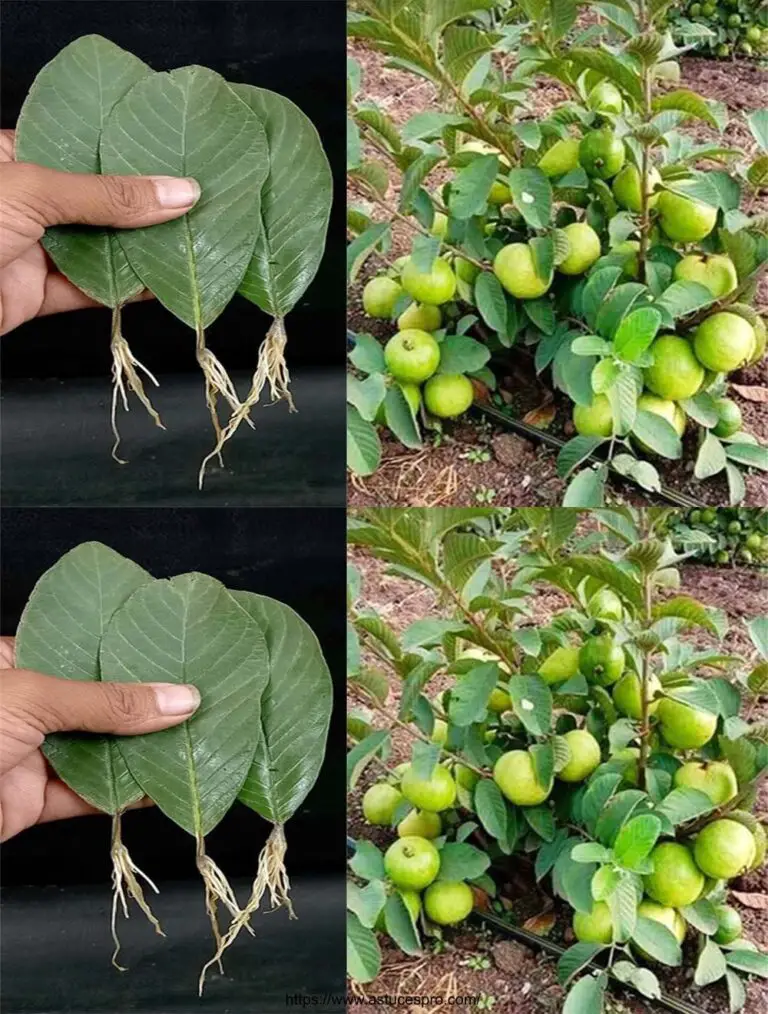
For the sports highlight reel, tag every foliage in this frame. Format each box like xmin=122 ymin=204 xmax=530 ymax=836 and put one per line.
xmin=346 ymin=507 xmax=768 ymax=1011
xmin=667 ymin=507 xmax=768 ymax=566
xmin=346 ymin=0 xmax=768 ymax=504
xmin=668 ymin=0 xmax=768 ymax=61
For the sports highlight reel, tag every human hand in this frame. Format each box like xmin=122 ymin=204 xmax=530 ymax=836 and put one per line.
xmin=0 ymin=129 xmax=200 ymax=335
xmin=0 ymin=636 xmax=200 ymax=841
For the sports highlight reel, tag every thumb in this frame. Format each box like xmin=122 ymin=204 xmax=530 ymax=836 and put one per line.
xmin=4 ymin=669 xmax=201 ymax=739
xmin=8 ymin=162 xmax=200 ymax=230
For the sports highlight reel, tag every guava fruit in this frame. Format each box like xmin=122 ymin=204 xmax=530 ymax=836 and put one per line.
xmin=612 ymin=671 xmax=663 ymax=719
xmin=455 ymin=257 xmax=480 ymax=284
xmin=747 ymin=25 xmax=762 ymax=44
xmin=488 ymin=179 xmax=512 ymax=205
xmin=644 ymin=335 xmax=705 ymax=401
xmin=557 ymin=728 xmax=602 ymax=782
xmin=558 ymin=222 xmax=602 ymax=275
xmin=587 ymin=81 xmax=623 ymax=114
xmin=673 ymin=253 xmax=738 ymax=299
xmin=656 ymin=187 xmax=718 ymax=243
xmin=398 ymin=809 xmax=442 ymax=840
xmin=573 ymin=901 xmax=614 ymax=943
xmin=401 ymin=257 xmax=457 ymax=306
xmin=673 ymin=760 xmax=739 ymax=806
xmin=579 ymin=129 xmax=626 ymax=180
xmin=612 ymin=164 xmax=662 ymax=212
xmin=614 ymin=747 xmax=640 ymax=786
xmin=494 ymin=243 xmax=552 ymax=299
xmin=363 ymin=276 xmax=403 ymax=318
xmin=423 ymin=373 xmax=474 ymax=419
xmin=363 ymin=782 xmax=404 ymax=825
xmin=614 ymin=239 xmax=640 ymax=278
xmin=487 ymin=685 xmax=512 ymax=713
xmin=401 ymin=764 xmax=457 ymax=812
xmin=712 ymin=397 xmax=743 ymax=438
xmin=430 ymin=212 xmax=448 ymax=239
xmin=430 ymin=718 xmax=448 ymax=745
xmin=538 ymin=137 xmax=581 ymax=178
xmin=579 ymin=634 xmax=625 ymax=686
xmin=460 ymin=137 xmax=510 ymax=168
xmin=538 ymin=645 xmax=581 ymax=685
xmin=657 ymin=690 xmax=718 ymax=749
xmin=573 ymin=394 xmax=614 ymax=437
xmin=749 ymin=821 xmax=767 ymax=871
xmin=637 ymin=900 xmax=687 ymax=944
xmin=455 ymin=764 xmax=480 ymax=791
xmin=384 ymin=836 xmax=441 ymax=891
xmin=637 ymin=391 xmax=687 ymax=436
xmin=713 ymin=904 xmax=742 ymax=945
xmin=693 ymin=313 xmax=756 ymax=373
xmin=384 ymin=329 xmax=441 ymax=384
xmin=747 ymin=316 xmax=766 ymax=364
xmin=644 ymin=842 xmax=705 ymax=908
xmin=397 ymin=302 xmax=442 ymax=332
xmin=460 ymin=645 xmax=511 ymax=676
xmin=694 ymin=819 xmax=756 ymax=879
xmin=588 ymin=587 xmax=623 ymax=621
xmin=493 ymin=750 xmax=552 ymax=806
xmin=424 ymin=880 xmax=474 ymax=925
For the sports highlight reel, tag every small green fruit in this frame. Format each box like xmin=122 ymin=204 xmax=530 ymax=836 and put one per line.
xmin=558 ymin=222 xmax=602 ymax=275
xmin=401 ymin=764 xmax=457 ymax=812
xmin=673 ymin=253 xmax=738 ymax=299
xmin=694 ymin=313 xmax=756 ymax=373
xmin=430 ymin=212 xmax=448 ymax=239
xmin=579 ymin=129 xmax=626 ymax=180
xmin=644 ymin=842 xmax=705 ymax=908
xmin=635 ymin=393 xmax=686 ymax=451
xmin=674 ymin=761 xmax=738 ymax=806
xmin=538 ymin=645 xmax=581 ymax=685
xmin=637 ymin=900 xmax=687 ymax=945
xmin=423 ymin=374 xmax=474 ymax=419
xmin=363 ymin=783 xmax=404 ymax=825
xmin=573 ymin=901 xmax=614 ymax=943
xmin=612 ymin=164 xmax=662 ymax=212
xmin=455 ymin=257 xmax=480 ymax=284
xmin=657 ymin=187 xmax=718 ymax=243
xmin=538 ymin=137 xmax=581 ymax=178
xmin=712 ymin=397 xmax=742 ymax=438
xmin=644 ymin=336 xmax=705 ymax=401
xmin=494 ymin=750 xmax=552 ymax=806
xmin=493 ymin=243 xmax=552 ymax=299
xmin=713 ymin=904 xmax=742 ymax=945
xmin=694 ymin=820 xmax=756 ymax=879
xmin=397 ymin=302 xmax=442 ymax=332
xmin=587 ymin=588 xmax=623 ymax=621
xmin=573 ymin=394 xmax=614 ymax=437
xmin=587 ymin=81 xmax=623 ymax=114
xmin=363 ymin=276 xmax=403 ymax=318
xmin=613 ymin=671 xmax=663 ymax=719
xmin=557 ymin=729 xmax=602 ymax=782
xmin=384 ymin=836 xmax=440 ymax=891
xmin=384 ymin=329 xmax=440 ymax=384
xmin=579 ymin=634 xmax=625 ymax=686
xmin=401 ymin=257 xmax=457 ymax=306
xmin=424 ymin=880 xmax=474 ymax=925
xmin=398 ymin=809 xmax=442 ymax=839
xmin=657 ymin=690 xmax=718 ymax=749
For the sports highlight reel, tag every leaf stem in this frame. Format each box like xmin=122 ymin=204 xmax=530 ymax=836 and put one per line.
xmin=637 ymin=572 xmax=654 ymax=792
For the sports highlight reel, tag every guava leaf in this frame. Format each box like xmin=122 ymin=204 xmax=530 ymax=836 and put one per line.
xmin=101 ymin=573 xmax=269 ymax=836
xmin=15 ymin=542 xmax=152 ymax=814
xmin=232 ymin=84 xmax=332 ymax=319
xmin=100 ymin=66 xmax=269 ymax=329
xmin=15 ymin=35 xmax=150 ymax=307
xmin=232 ymin=591 xmax=332 ymax=825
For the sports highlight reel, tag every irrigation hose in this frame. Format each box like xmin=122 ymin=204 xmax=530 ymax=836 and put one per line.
xmin=474 ymin=402 xmax=707 ymax=510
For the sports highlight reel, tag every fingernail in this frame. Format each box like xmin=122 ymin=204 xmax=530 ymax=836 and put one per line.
xmin=150 ymin=176 xmax=201 ymax=209
xmin=150 ymin=683 xmax=201 ymax=716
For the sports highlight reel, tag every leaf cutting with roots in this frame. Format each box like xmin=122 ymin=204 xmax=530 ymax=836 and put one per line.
xmin=110 ymin=813 xmax=164 ymax=970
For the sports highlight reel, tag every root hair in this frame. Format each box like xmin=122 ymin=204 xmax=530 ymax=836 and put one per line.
xmin=195 ymin=326 xmax=252 ymax=487
xmin=196 ymin=839 xmax=252 ymax=996
xmin=109 ymin=813 xmax=164 ymax=971
xmin=110 ymin=306 xmax=164 ymax=464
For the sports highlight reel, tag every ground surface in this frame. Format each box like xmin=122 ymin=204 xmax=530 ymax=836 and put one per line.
xmin=347 ymin=41 xmax=768 ymax=507
xmin=347 ymin=532 xmax=768 ymax=1014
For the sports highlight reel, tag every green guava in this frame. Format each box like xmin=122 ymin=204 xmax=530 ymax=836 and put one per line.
xmin=694 ymin=819 xmax=756 ymax=879
xmin=657 ymin=690 xmax=718 ymax=749
xmin=673 ymin=253 xmax=738 ymax=299
xmin=384 ymin=836 xmax=441 ymax=891
xmin=455 ymin=257 xmax=481 ymax=284
xmin=398 ymin=809 xmax=442 ymax=840
xmin=455 ymin=764 xmax=480 ymax=791
xmin=587 ymin=587 xmax=624 ymax=621
xmin=460 ymin=138 xmax=510 ymax=168
xmin=401 ymin=257 xmax=457 ymax=306
xmin=423 ymin=880 xmax=474 ymax=925
xmin=423 ymin=373 xmax=474 ymax=419
xmin=673 ymin=760 xmax=738 ymax=806
xmin=460 ymin=645 xmax=511 ymax=676
xmin=579 ymin=129 xmax=626 ymax=179
xmin=430 ymin=212 xmax=448 ymax=239
xmin=656 ymin=187 xmax=718 ymax=243
xmin=493 ymin=750 xmax=552 ymax=806
xmin=711 ymin=396 xmax=743 ymax=439
xmin=538 ymin=137 xmax=581 ymax=178
xmin=573 ymin=901 xmax=614 ymax=943
xmin=558 ymin=222 xmax=602 ymax=275
xmin=573 ymin=394 xmax=614 ymax=438
xmin=614 ymin=747 xmax=640 ymax=786
xmin=538 ymin=645 xmax=581 ymax=685
xmin=614 ymin=239 xmax=640 ymax=278
xmin=644 ymin=842 xmax=705 ymax=908
xmin=579 ymin=634 xmax=625 ymax=686
xmin=488 ymin=179 xmax=511 ymax=205
xmin=430 ymin=718 xmax=448 ymax=745
xmin=587 ymin=80 xmax=624 ymax=113
xmin=384 ymin=329 xmax=441 ymax=384
xmin=612 ymin=671 xmax=663 ymax=719
xmin=401 ymin=764 xmax=457 ymax=812
xmin=557 ymin=728 xmax=602 ymax=782
xmin=693 ymin=313 xmax=756 ymax=373
xmin=612 ymin=164 xmax=662 ymax=212
xmin=634 ymin=900 xmax=686 ymax=958
xmin=363 ymin=276 xmax=403 ymax=318
xmin=397 ymin=302 xmax=442 ymax=332
xmin=493 ymin=243 xmax=552 ymax=299
xmin=363 ymin=782 xmax=404 ymax=825
xmin=713 ymin=903 xmax=742 ymax=945
xmin=644 ymin=336 xmax=705 ymax=401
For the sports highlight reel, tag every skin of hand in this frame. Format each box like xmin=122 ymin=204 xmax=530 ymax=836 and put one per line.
xmin=0 ymin=636 xmax=200 ymax=842
xmin=0 ymin=129 xmax=200 ymax=335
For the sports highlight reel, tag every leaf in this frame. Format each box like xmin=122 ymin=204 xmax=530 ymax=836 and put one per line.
xmin=614 ymin=307 xmax=661 ymax=363
xmin=232 ymin=592 xmax=331 ymax=825
xmin=347 ymin=912 xmax=382 ymax=983
xmin=348 ymin=223 xmax=391 ymax=283
xmin=557 ymin=436 xmax=605 ymax=478
xmin=348 ymin=374 xmax=386 ymax=422
xmin=506 ymin=168 xmax=553 ymax=230
xmin=399 ymin=148 xmax=444 ymax=213
xmin=349 ymin=839 xmax=386 ymax=882
xmin=443 ymin=25 xmax=497 ymax=85
xmin=449 ymin=663 xmax=500 ymax=726
xmin=725 ymin=950 xmax=768 ymax=978
xmin=695 ymin=432 xmax=727 ymax=480
xmin=567 ymin=48 xmax=643 ymax=104
xmin=563 ymin=466 xmax=607 ymax=507
xmin=725 ymin=443 xmax=768 ymax=472
xmin=449 ymin=154 xmax=499 ymax=218
xmin=747 ymin=109 xmax=768 ymax=153
xmin=748 ymin=617 xmax=768 ymax=660
xmin=384 ymin=385 xmax=422 ymax=449
xmin=475 ymin=272 xmax=508 ymax=334
xmin=232 ymin=85 xmax=332 ymax=322
xmin=15 ymin=35 xmax=150 ymax=306
xmin=654 ymin=786 xmax=714 ymax=826
xmin=347 ymin=405 xmax=382 ymax=477
xmin=101 ymin=573 xmax=270 ymax=836
xmin=563 ymin=971 xmax=608 ymax=1014
xmin=384 ymin=892 xmax=421 ymax=955
xmin=506 ymin=675 xmax=553 ymax=736
xmin=437 ymin=842 xmax=490 ymax=881
xmin=696 ymin=939 xmax=728 ymax=986
xmin=101 ymin=66 xmax=270 ymax=329
xmin=631 ymin=410 xmax=682 ymax=460
xmin=652 ymin=90 xmax=720 ymax=129
xmin=613 ymin=815 xmax=661 ymax=870
xmin=631 ymin=917 xmax=682 ymax=966
xmin=582 ymin=268 xmax=623 ymax=329
xmin=726 ymin=970 xmax=747 ymax=1014
xmin=654 ymin=280 xmax=714 ymax=321
xmin=652 ymin=596 xmax=718 ymax=633
xmin=558 ymin=555 xmax=643 ymax=609
xmin=347 ymin=879 xmax=387 ymax=929
xmin=474 ymin=779 xmax=508 ymax=841
xmin=557 ymin=942 xmax=605 ymax=986
xmin=15 ymin=543 xmax=151 ymax=813
xmin=437 ymin=335 xmax=491 ymax=374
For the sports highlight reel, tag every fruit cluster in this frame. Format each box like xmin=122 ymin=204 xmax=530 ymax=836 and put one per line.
xmin=674 ymin=507 xmax=768 ymax=565
xmin=672 ymin=0 xmax=768 ymax=59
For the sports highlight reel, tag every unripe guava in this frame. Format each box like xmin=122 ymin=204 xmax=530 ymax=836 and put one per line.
xmin=423 ymin=373 xmax=474 ymax=419
xmin=384 ymin=329 xmax=441 ymax=384
xmin=693 ymin=313 xmax=756 ymax=373
xmin=579 ymin=634 xmax=625 ymax=686
xmin=644 ymin=842 xmax=705 ymax=907
xmin=713 ymin=904 xmax=742 ymax=945
xmin=424 ymin=880 xmax=474 ymax=925
xmin=612 ymin=164 xmax=662 ymax=212
xmin=493 ymin=243 xmax=552 ymax=299
xmin=573 ymin=394 xmax=614 ymax=437
xmin=558 ymin=222 xmax=602 ymax=275
xmin=587 ymin=587 xmax=624 ymax=621
xmin=430 ymin=212 xmax=448 ymax=239
xmin=384 ymin=836 xmax=440 ymax=890
xmin=494 ymin=750 xmax=552 ymax=806
xmin=397 ymin=302 xmax=442 ymax=332
xmin=363 ymin=276 xmax=403 ymax=318
xmin=363 ymin=782 xmax=404 ymax=825
xmin=401 ymin=257 xmax=457 ymax=305
xmin=694 ymin=819 xmax=756 ymax=879
xmin=634 ymin=393 xmax=686 ymax=453
xmin=656 ymin=188 xmax=718 ymax=243
xmin=430 ymin=718 xmax=448 ymax=745
xmin=557 ymin=728 xmax=602 ymax=782
xmin=674 ymin=760 xmax=738 ymax=806
xmin=538 ymin=138 xmax=581 ymax=178
xmin=674 ymin=253 xmax=738 ymax=299
xmin=455 ymin=257 xmax=480 ymax=284
xmin=573 ymin=901 xmax=614 ymax=943
xmin=398 ymin=809 xmax=442 ymax=839
xmin=711 ymin=397 xmax=742 ymax=438
xmin=612 ymin=671 xmax=663 ymax=719
xmin=644 ymin=336 xmax=705 ymax=401
xmin=633 ymin=900 xmax=686 ymax=959
xmin=579 ymin=129 xmax=626 ymax=180
xmin=401 ymin=764 xmax=457 ymax=812
xmin=587 ymin=81 xmax=623 ymax=114
xmin=538 ymin=645 xmax=581 ymax=685
xmin=657 ymin=690 xmax=718 ymax=749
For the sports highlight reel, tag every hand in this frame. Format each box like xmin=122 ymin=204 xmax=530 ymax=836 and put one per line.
xmin=0 ymin=637 xmax=200 ymax=841
xmin=0 ymin=129 xmax=200 ymax=335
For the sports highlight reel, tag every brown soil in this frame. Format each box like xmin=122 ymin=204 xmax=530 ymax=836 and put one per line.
xmin=347 ymin=42 xmax=768 ymax=508
xmin=348 ymin=537 xmax=768 ymax=1014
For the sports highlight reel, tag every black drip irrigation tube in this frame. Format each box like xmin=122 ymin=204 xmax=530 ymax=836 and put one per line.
xmin=347 ymin=837 xmax=703 ymax=1014
xmin=474 ymin=402 xmax=708 ymax=511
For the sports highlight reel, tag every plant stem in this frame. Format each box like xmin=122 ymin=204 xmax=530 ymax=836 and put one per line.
xmin=637 ymin=572 xmax=654 ymax=792
xmin=636 ymin=0 xmax=654 ymax=286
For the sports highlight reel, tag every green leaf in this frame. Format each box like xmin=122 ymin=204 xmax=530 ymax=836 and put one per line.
xmin=347 ymin=731 xmax=391 ymax=791
xmin=401 ymin=111 xmax=465 ymax=143
xmin=102 ymin=574 xmax=270 ymax=836
xmin=449 ymin=154 xmax=499 ymax=218
xmin=449 ymin=662 xmax=500 ymax=725
xmin=506 ymin=675 xmax=553 ymax=736
xmin=747 ymin=617 xmax=768 ymax=660
xmin=631 ymin=410 xmax=682 ymax=460
xmin=443 ymin=532 xmax=496 ymax=592
xmin=15 ymin=35 xmax=150 ymax=306
xmin=557 ymin=942 xmax=605 ymax=987
xmin=726 ymin=970 xmax=747 ymax=1013
xmin=348 ymin=223 xmax=391 ymax=283
xmin=350 ymin=333 xmax=387 ymax=375
xmin=347 ymin=911 xmax=382 ymax=983
xmin=524 ymin=298 xmax=557 ymax=335
xmin=654 ymin=280 xmax=714 ymax=320
xmin=595 ymin=283 xmax=646 ymax=341
xmin=558 ymin=555 xmax=643 ymax=609
xmin=443 ymin=26 xmax=497 ymax=85
xmin=652 ymin=596 xmax=719 ymax=633
xmin=16 ymin=542 xmax=151 ymax=813
xmin=652 ymin=90 xmax=720 ymax=129
xmin=550 ymin=0 xmax=578 ymax=41
xmin=582 ymin=268 xmax=622 ymax=328
xmin=348 ymin=114 xmax=361 ymax=169
xmin=232 ymin=592 xmax=331 ymax=825
xmin=384 ymin=385 xmax=422 ymax=449
xmin=681 ymin=899 xmax=719 ymax=935
xmin=101 ymin=66 xmax=269 ymax=329
xmin=653 ymin=786 xmax=714 ymax=826
xmin=410 ymin=233 xmax=441 ymax=273
xmin=725 ymin=443 xmax=768 ymax=472
xmin=348 ymin=405 xmax=382 ymax=476
xmin=437 ymin=842 xmax=490 ymax=881
xmin=725 ymin=949 xmax=768 ymax=978
xmin=567 ymin=48 xmax=643 ymax=104
xmin=563 ymin=466 xmax=607 ymax=507
xmin=347 ymin=880 xmax=387 ymax=929
xmin=524 ymin=804 xmax=556 ymax=843
xmin=746 ymin=109 xmax=768 ymax=153
xmin=233 ymin=85 xmax=332 ymax=322
xmin=695 ymin=432 xmax=727 ymax=479
xmin=695 ymin=939 xmax=728 ymax=986
xmin=348 ymin=374 xmax=387 ymax=422
xmin=506 ymin=168 xmax=553 ymax=229
xmin=631 ymin=917 xmax=682 ymax=967
xmin=614 ymin=308 xmax=661 ymax=363
xmin=349 ymin=839 xmax=387 ymax=882
xmin=474 ymin=778 xmax=509 ymax=841
xmin=475 ymin=272 xmax=509 ymax=334
xmin=384 ymin=892 xmax=421 ymax=955
xmin=563 ymin=971 xmax=607 ymax=1014
xmin=399 ymin=148 xmax=443 ymax=213
xmin=557 ymin=436 xmax=605 ymax=478
xmin=571 ymin=843 xmax=613 ymax=865
xmin=613 ymin=814 xmax=660 ymax=870
xmin=611 ymin=961 xmax=661 ymax=999
xmin=437 ymin=335 xmax=490 ymax=374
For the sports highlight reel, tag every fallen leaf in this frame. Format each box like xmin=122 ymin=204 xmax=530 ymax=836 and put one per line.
xmin=470 ymin=378 xmax=491 ymax=403
xmin=731 ymin=384 xmax=768 ymax=403
xmin=522 ymin=402 xmax=556 ymax=428
xmin=470 ymin=885 xmax=491 ymax=910
xmin=522 ymin=911 xmax=556 ymax=935
xmin=730 ymin=891 xmax=768 ymax=909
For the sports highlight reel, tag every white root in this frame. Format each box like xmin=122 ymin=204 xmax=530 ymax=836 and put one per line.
xmin=110 ymin=308 xmax=164 ymax=464
xmin=196 ymin=843 xmax=253 ymax=995
xmin=109 ymin=815 xmax=164 ymax=971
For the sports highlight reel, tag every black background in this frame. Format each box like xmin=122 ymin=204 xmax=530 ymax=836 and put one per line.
xmin=1 ymin=0 xmax=346 ymax=379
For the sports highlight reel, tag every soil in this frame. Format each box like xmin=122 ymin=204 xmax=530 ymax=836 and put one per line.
xmin=347 ymin=533 xmax=768 ymax=1014
xmin=347 ymin=41 xmax=768 ymax=508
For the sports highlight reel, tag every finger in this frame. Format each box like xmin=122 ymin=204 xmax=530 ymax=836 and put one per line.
xmin=4 ymin=162 xmax=200 ymax=230
xmin=36 ymin=782 xmax=154 ymax=827
xmin=36 ymin=272 xmax=154 ymax=318
xmin=0 ymin=637 xmax=15 ymax=669
xmin=3 ymin=669 xmax=201 ymax=738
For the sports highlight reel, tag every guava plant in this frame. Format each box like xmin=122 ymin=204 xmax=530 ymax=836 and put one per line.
xmin=667 ymin=506 xmax=768 ymax=565
xmin=346 ymin=0 xmax=768 ymax=505
xmin=346 ymin=507 xmax=768 ymax=1011
xmin=669 ymin=0 xmax=768 ymax=60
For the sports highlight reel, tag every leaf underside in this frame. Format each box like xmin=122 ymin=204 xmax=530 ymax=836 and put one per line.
xmin=15 ymin=35 xmax=150 ymax=307
xmin=233 ymin=591 xmax=332 ymax=825
xmin=100 ymin=573 xmax=270 ymax=837
xmin=100 ymin=65 xmax=270 ymax=329
xmin=15 ymin=542 xmax=152 ymax=813
xmin=233 ymin=84 xmax=333 ymax=318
